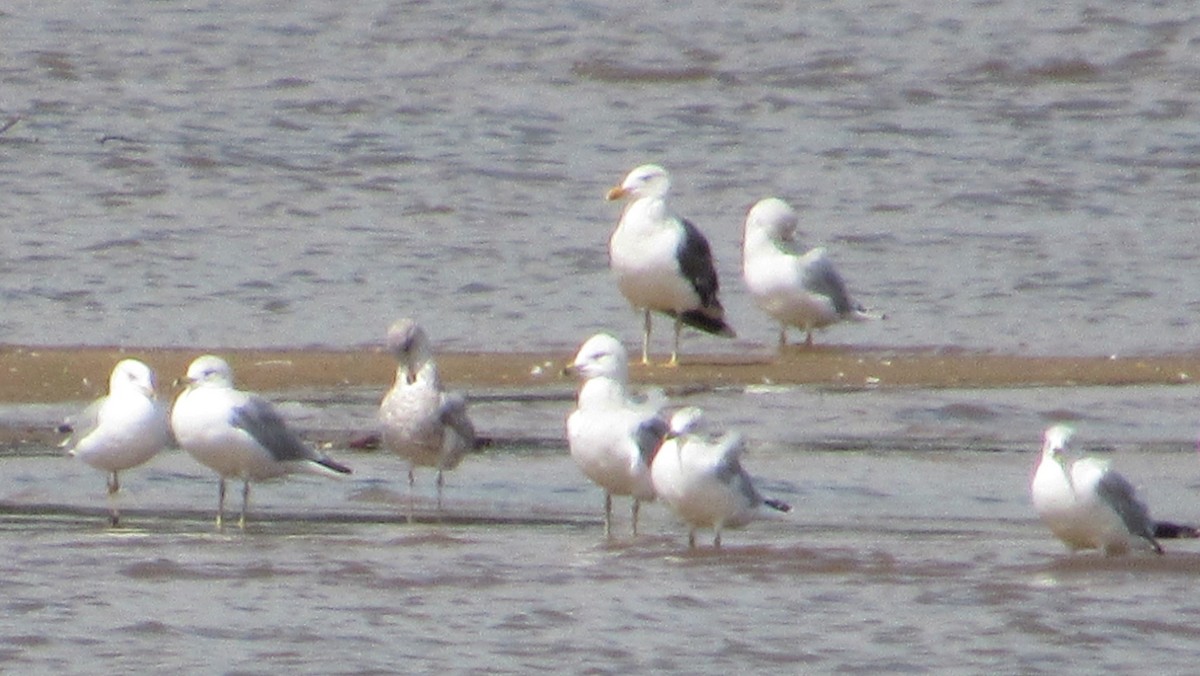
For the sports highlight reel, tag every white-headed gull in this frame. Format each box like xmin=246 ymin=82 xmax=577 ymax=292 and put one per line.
xmin=651 ymin=406 xmax=791 ymax=548
xmin=742 ymin=197 xmax=876 ymax=348
xmin=1031 ymin=425 xmax=1162 ymax=555
xmin=61 ymin=358 xmax=171 ymax=526
xmin=606 ymin=164 xmax=735 ymax=365
xmin=566 ymin=333 xmax=668 ymax=537
xmin=379 ymin=318 xmax=477 ymax=522
xmin=170 ymin=355 xmax=351 ymax=529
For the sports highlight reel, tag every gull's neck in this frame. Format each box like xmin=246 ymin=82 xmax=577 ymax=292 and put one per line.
xmin=744 ymin=226 xmax=792 ymax=261
xmin=620 ymin=195 xmax=671 ymax=234
xmin=397 ymin=358 xmax=440 ymax=389
xmin=577 ymin=376 xmax=630 ymax=410
xmin=1042 ymin=451 xmax=1075 ymax=495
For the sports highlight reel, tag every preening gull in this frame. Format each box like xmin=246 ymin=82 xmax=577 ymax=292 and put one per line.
xmin=60 ymin=359 xmax=171 ymax=526
xmin=1031 ymin=425 xmax=1162 ymax=556
xmin=171 ymin=355 xmax=351 ymax=529
xmin=606 ymin=164 xmax=735 ymax=365
xmin=742 ymin=197 xmax=876 ymax=348
xmin=379 ymin=318 xmax=477 ymax=522
xmin=566 ymin=333 xmax=668 ymax=538
xmin=650 ymin=407 xmax=791 ymax=549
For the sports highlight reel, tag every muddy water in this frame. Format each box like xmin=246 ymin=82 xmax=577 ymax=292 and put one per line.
xmin=3 ymin=379 xmax=1200 ymax=672
xmin=2 ymin=1 xmax=1200 ymax=355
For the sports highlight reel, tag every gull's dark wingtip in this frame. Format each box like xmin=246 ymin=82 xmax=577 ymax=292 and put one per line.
xmin=764 ymin=498 xmax=791 ymax=513
xmin=678 ymin=310 xmax=736 ymax=338
xmin=318 ymin=456 xmax=353 ymax=475
xmin=1153 ymin=521 xmax=1199 ymax=539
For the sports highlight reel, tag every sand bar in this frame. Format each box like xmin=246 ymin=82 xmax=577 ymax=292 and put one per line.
xmin=3 ymin=344 xmax=1199 ymax=404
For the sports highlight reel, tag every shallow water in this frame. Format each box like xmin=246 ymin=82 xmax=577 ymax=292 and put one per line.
xmin=2 ymin=1 xmax=1200 ymax=355
xmin=5 ymin=382 xmax=1200 ymax=672
xmin=5 ymin=438 xmax=1200 ymax=673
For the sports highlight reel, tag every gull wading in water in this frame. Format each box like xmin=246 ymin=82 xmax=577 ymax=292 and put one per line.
xmin=742 ymin=197 xmax=877 ymax=348
xmin=565 ymin=333 xmax=668 ymax=538
xmin=606 ymin=164 xmax=735 ymax=365
xmin=650 ymin=406 xmax=791 ymax=549
xmin=171 ymin=355 xmax=351 ymax=529
xmin=1031 ymin=425 xmax=1163 ymax=556
xmin=379 ymin=318 xmax=477 ymax=522
xmin=60 ymin=359 xmax=171 ymax=526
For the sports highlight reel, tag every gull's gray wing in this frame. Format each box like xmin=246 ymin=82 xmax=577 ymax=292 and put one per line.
xmin=1095 ymin=470 xmax=1163 ymax=553
xmin=712 ymin=432 xmax=764 ymax=502
xmin=60 ymin=395 xmax=105 ymax=452
xmin=439 ymin=391 xmax=477 ymax=448
xmin=230 ymin=396 xmax=314 ymax=463
xmin=634 ymin=415 xmax=669 ymax=466
xmin=712 ymin=432 xmax=747 ymax=482
xmin=801 ymin=249 xmax=855 ymax=316
xmin=712 ymin=433 xmax=791 ymax=513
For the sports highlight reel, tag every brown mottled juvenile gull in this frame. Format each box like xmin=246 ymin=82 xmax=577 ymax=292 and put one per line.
xmin=379 ymin=319 xmax=476 ymax=522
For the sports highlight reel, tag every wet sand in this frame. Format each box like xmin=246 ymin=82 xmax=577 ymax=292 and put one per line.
xmin=3 ymin=344 xmax=1198 ymax=404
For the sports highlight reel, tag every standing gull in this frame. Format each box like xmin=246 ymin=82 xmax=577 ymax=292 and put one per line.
xmin=1030 ymin=425 xmax=1162 ymax=556
xmin=61 ymin=359 xmax=171 ymax=526
xmin=379 ymin=318 xmax=477 ymax=522
xmin=742 ymin=197 xmax=876 ymax=348
xmin=606 ymin=163 xmax=735 ymax=365
xmin=651 ymin=407 xmax=791 ymax=549
xmin=171 ymin=355 xmax=352 ymax=529
xmin=565 ymin=333 xmax=667 ymax=538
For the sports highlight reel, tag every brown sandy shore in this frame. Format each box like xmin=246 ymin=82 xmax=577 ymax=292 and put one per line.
xmin=4 ymin=344 xmax=1200 ymax=403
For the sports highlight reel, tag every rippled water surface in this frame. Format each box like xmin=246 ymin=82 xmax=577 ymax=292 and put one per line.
xmin=4 ymin=382 xmax=1200 ymax=672
xmin=5 ymin=1 xmax=1200 ymax=672
xmin=3 ymin=0 xmax=1200 ymax=354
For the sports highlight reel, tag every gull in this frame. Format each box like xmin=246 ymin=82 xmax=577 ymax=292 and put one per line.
xmin=742 ymin=197 xmax=876 ymax=348
xmin=379 ymin=318 xmax=477 ymax=522
xmin=606 ymin=163 xmax=735 ymax=365
xmin=1030 ymin=425 xmax=1162 ymax=556
xmin=565 ymin=333 xmax=668 ymax=538
xmin=650 ymin=407 xmax=791 ymax=549
xmin=170 ymin=355 xmax=351 ymax=529
xmin=60 ymin=358 xmax=171 ymax=526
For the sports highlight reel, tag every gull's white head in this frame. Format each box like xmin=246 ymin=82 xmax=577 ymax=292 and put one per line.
xmin=1041 ymin=424 xmax=1074 ymax=461
xmin=183 ymin=355 xmax=235 ymax=389
xmin=666 ymin=406 xmax=705 ymax=439
xmin=109 ymin=359 xmax=157 ymax=399
xmin=606 ymin=164 xmax=671 ymax=202
xmin=568 ymin=333 xmax=629 ymax=381
xmin=745 ymin=197 xmax=798 ymax=243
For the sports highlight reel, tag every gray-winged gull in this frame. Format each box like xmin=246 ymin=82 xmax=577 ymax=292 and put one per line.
xmin=61 ymin=358 xmax=171 ymax=526
xmin=650 ymin=406 xmax=791 ymax=548
xmin=1031 ymin=425 xmax=1162 ymax=555
xmin=742 ymin=197 xmax=877 ymax=348
xmin=565 ymin=333 xmax=667 ymax=538
xmin=170 ymin=354 xmax=352 ymax=529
